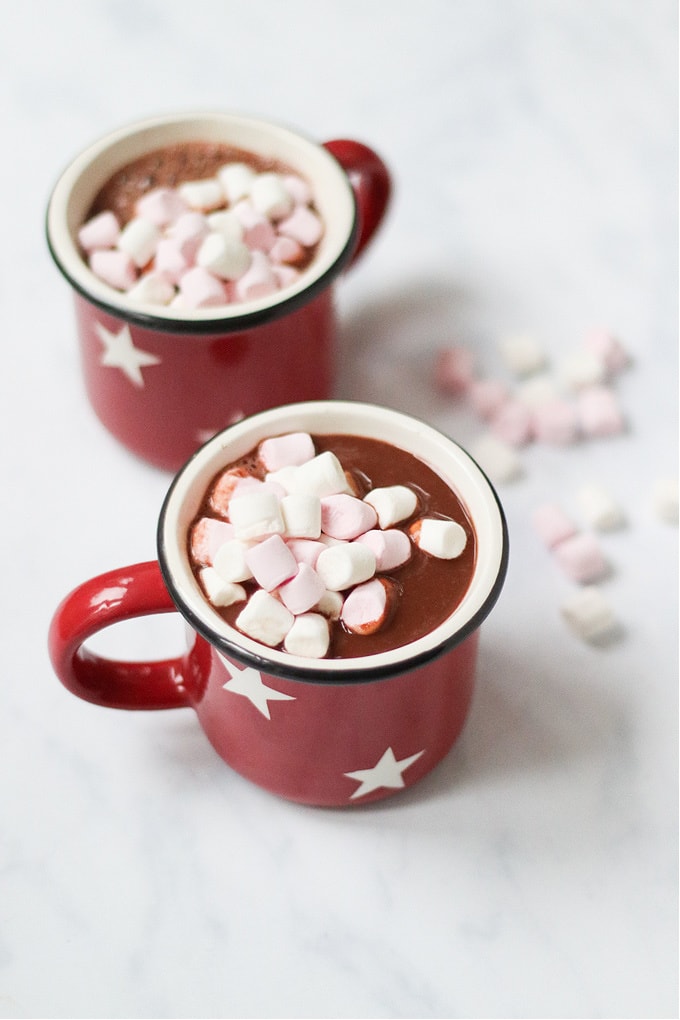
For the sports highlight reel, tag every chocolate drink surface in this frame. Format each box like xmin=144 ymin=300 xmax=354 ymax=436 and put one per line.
xmin=188 ymin=433 xmax=477 ymax=659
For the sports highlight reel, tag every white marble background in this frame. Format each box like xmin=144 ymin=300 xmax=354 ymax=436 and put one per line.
xmin=1 ymin=1 xmax=677 ymax=1017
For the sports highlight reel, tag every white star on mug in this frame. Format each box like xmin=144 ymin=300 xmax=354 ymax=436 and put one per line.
xmin=218 ymin=654 xmax=295 ymax=720
xmin=344 ymin=746 xmax=425 ymax=800
xmin=95 ymin=322 xmax=161 ymax=387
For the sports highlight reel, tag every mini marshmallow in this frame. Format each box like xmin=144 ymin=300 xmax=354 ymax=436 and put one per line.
xmin=584 ymin=329 xmax=630 ymax=374
xmin=499 ymin=334 xmax=547 ymax=377
xmin=355 ymin=529 xmax=412 ymax=571
xmin=190 ymin=517 xmax=236 ymax=566
xmin=468 ymin=377 xmax=511 ymax=419
xmin=315 ymin=589 xmax=344 ymax=619
xmin=234 ymin=250 xmax=279 ymax=301
xmin=278 ymin=563 xmax=326 ymax=615
xmin=287 ymin=451 xmax=353 ymax=498
xmin=559 ymin=350 xmax=607 ymax=391
xmin=209 ymin=466 xmax=251 ymax=517
xmin=153 ymin=236 xmax=194 ymax=284
xmin=516 ymin=374 xmax=561 ymax=408
xmin=217 ymin=162 xmax=256 ymax=204
xmin=283 ymin=613 xmax=330 ymax=659
xmin=198 ymin=568 xmax=247 ymax=608
xmin=235 ymin=589 xmax=294 ymax=647
xmin=490 ymin=399 xmax=534 ymax=446
xmin=281 ymin=493 xmax=322 ymax=539
xmin=531 ymin=503 xmax=577 ymax=548
xmin=269 ymin=236 xmax=305 ymax=265
xmin=89 ymin=249 xmax=137 ymax=290
xmin=410 ymin=518 xmax=468 ymax=559
xmin=78 ymin=210 xmax=120 ymax=252
xmin=168 ymin=211 xmax=210 ymax=255
xmin=196 ymin=232 xmax=252 ymax=281
xmin=363 ymin=485 xmax=418 ymax=529
xmin=652 ymin=477 xmax=679 ymax=524
xmin=126 ymin=271 xmax=175 ymax=306
xmin=286 ymin=539 xmax=327 ymax=567
xmin=135 ymin=187 xmax=188 ymax=227
xmin=178 ymin=178 xmax=225 ymax=211
xmin=553 ymin=532 xmax=609 ymax=583
xmin=274 ymin=264 xmax=301 ymax=289
xmin=283 ymin=174 xmax=312 ymax=205
xmin=434 ymin=346 xmax=476 ymax=395
xmin=278 ymin=204 xmax=323 ymax=246
xmin=232 ymin=202 xmax=278 ymax=252
xmin=316 ymin=543 xmax=376 ymax=591
xmin=117 ymin=216 xmax=160 ymax=268
xmin=341 ymin=578 xmax=391 ymax=635
xmin=245 ymin=534 xmax=297 ymax=591
xmin=561 ymin=586 xmax=620 ymax=644
xmin=177 ymin=266 xmax=230 ymax=308
xmin=576 ymin=484 xmax=626 ymax=531
xmin=250 ymin=172 xmax=294 ymax=221
xmin=228 ymin=490 xmax=285 ymax=541
xmin=320 ymin=494 xmax=378 ymax=541
xmin=531 ymin=398 xmax=580 ymax=445
xmin=206 ymin=209 xmax=245 ymax=241
xmin=470 ymin=434 xmax=524 ymax=484
xmin=258 ymin=432 xmax=315 ymax=471
xmin=213 ymin=539 xmax=254 ymax=584
xmin=576 ymin=385 xmax=626 ymax=438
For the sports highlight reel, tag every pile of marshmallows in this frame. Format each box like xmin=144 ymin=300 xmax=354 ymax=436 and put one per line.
xmin=189 ymin=432 xmax=468 ymax=659
xmin=77 ymin=164 xmax=323 ymax=309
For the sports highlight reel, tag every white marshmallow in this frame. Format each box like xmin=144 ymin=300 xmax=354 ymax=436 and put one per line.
xmin=235 ymin=589 xmax=294 ymax=647
xmin=212 ymin=539 xmax=254 ymax=583
xmin=78 ymin=210 xmax=120 ymax=252
xmin=126 ymin=271 xmax=175 ymax=306
xmin=206 ymin=209 xmax=245 ymax=241
xmin=177 ymin=266 xmax=229 ymax=309
xmin=561 ymin=586 xmax=621 ymax=644
xmin=652 ymin=478 xmax=679 ymax=524
xmin=470 ymin=434 xmax=524 ymax=484
xmin=190 ymin=517 xmax=236 ymax=566
xmin=249 ymin=172 xmax=294 ymax=221
xmin=198 ymin=568 xmax=247 ymax=608
xmin=281 ymin=493 xmax=322 ymax=539
xmin=411 ymin=518 xmax=468 ymax=559
xmin=316 ymin=543 xmax=376 ymax=592
xmin=363 ymin=485 xmax=418 ymax=528
xmin=228 ymin=490 xmax=285 ymax=540
xmin=499 ymin=334 xmax=547 ymax=377
xmin=178 ymin=178 xmax=225 ymax=211
xmin=217 ymin=162 xmax=256 ymax=204
xmin=196 ymin=232 xmax=252 ymax=281
xmin=117 ymin=216 xmax=160 ymax=268
xmin=314 ymin=589 xmax=344 ymax=619
xmin=576 ymin=484 xmax=626 ymax=531
xmin=283 ymin=613 xmax=330 ymax=659
xmin=135 ymin=187 xmax=188 ymax=227
xmin=531 ymin=503 xmax=577 ymax=549
xmin=559 ymin=350 xmax=607 ymax=391
xmin=234 ymin=250 xmax=279 ymax=301
xmin=285 ymin=451 xmax=353 ymax=498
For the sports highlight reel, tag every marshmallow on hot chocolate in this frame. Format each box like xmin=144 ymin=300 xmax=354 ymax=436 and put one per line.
xmin=363 ymin=485 xmax=417 ymax=529
xmin=409 ymin=518 xmax=468 ymax=559
xmin=283 ymin=613 xmax=330 ymax=659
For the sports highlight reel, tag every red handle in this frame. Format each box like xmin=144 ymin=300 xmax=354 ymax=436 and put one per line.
xmin=323 ymin=139 xmax=391 ymax=264
xmin=48 ymin=561 xmax=196 ymax=710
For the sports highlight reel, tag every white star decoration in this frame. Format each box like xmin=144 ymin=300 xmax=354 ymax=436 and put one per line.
xmin=345 ymin=746 xmax=425 ymax=800
xmin=218 ymin=654 xmax=295 ymax=719
xmin=95 ymin=322 xmax=161 ymax=387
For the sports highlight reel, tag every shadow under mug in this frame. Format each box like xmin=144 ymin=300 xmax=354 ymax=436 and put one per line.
xmin=48 ymin=401 xmax=509 ymax=807
xmin=46 ymin=113 xmax=391 ymax=471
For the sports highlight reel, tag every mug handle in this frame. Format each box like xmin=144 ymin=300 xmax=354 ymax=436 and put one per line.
xmin=323 ymin=139 xmax=391 ymax=264
xmin=48 ymin=560 xmax=195 ymax=711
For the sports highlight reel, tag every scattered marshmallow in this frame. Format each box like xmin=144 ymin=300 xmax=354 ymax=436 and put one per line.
xmin=561 ymin=586 xmax=621 ymax=644
xmin=576 ymin=484 xmax=626 ymax=532
xmin=576 ymin=385 xmax=626 ymax=438
xmin=490 ymin=399 xmax=534 ymax=446
xmin=532 ymin=503 xmax=578 ymax=549
xmin=468 ymin=377 xmax=511 ymax=419
xmin=198 ymin=568 xmax=247 ymax=608
xmin=316 ymin=542 xmax=377 ymax=591
xmin=341 ymin=578 xmax=392 ymax=635
xmin=363 ymin=485 xmax=418 ymax=528
xmin=583 ymin=329 xmax=630 ymax=374
xmin=355 ymin=529 xmax=412 ymax=571
xmin=515 ymin=374 xmax=561 ymax=408
xmin=235 ymin=589 xmax=294 ymax=647
xmin=470 ymin=434 xmax=524 ymax=484
xmin=434 ymin=345 xmax=476 ymax=395
xmin=559 ymin=349 xmax=607 ymax=391
xmin=531 ymin=398 xmax=580 ymax=445
xmin=553 ymin=532 xmax=610 ymax=583
xmin=499 ymin=334 xmax=547 ymax=377
xmin=652 ymin=477 xmax=679 ymax=524
xmin=410 ymin=518 xmax=468 ymax=559
xmin=283 ymin=613 xmax=330 ymax=659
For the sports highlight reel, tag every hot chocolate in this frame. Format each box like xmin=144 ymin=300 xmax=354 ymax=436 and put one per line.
xmin=187 ymin=432 xmax=477 ymax=659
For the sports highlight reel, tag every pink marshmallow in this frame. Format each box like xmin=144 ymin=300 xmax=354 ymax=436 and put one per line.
xmin=189 ymin=517 xmax=236 ymax=566
xmin=553 ymin=532 xmax=610 ymax=583
xmin=168 ymin=212 xmax=210 ymax=259
xmin=434 ymin=346 xmax=476 ymax=395
xmin=532 ymin=503 xmax=577 ymax=549
xmin=278 ymin=204 xmax=323 ymax=246
xmin=258 ymin=432 xmax=315 ymax=471
xmin=354 ymin=529 xmax=412 ymax=571
xmin=135 ymin=187 xmax=189 ymax=227
xmin=178 ymin=266 xmax=230 ymax=308
xmin=245 ymin=535 xmax=297 ymax=591
xmin=153 ymin=236 xmax=194 ymax=284
xmin=320 ymin=494 xmax=378 ymax=541
xmin=89 ymin=249 xmax=137 ymax=290
xmin=576 ymin=386 xmax=626 ymax=438
xmin=269 ymin=235 xmax=306 ymax=265
xmin=341 ymin=578 xmax=392 ymax=635
xmin=234 ymin=250 xmax=279 ymax=302
xmin=490 ymin=399 xmax=534 ymax=446
xmin=278 ymin=563 xmax=326 ymax=615
xmin=78 ymin=210 xmax=120 ymax=252
xmin=531 ymin=398 xmax=580 ymax=445
xmin=583 ymin=329 xmax=630 ymax=374
xmin=282 ymin=174 xmax=312 ymax=205
xmin=286 ymin=539 xmax=327 ymax=567
xmin=468 ymin=377 xmax=511 ymax=420
xmin=208 ymin=466 xmax=252 ymax=517
xmin=233 ymin=202 xmax=278 ymax=252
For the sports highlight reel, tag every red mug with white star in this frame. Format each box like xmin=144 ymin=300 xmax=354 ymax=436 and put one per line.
xmin=48 ymin=402 xmax=508 ymax=807
xmin=46 ymin=113 xmax=390 ymax=471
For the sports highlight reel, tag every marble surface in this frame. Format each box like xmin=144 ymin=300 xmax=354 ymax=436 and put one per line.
xmin=1 ymin=1 xmax=677 ymax=1017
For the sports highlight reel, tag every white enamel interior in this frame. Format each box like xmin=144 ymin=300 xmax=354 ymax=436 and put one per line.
xmin=46 ymin=112 xmax=356 ymax=322
xmin=160 ymin=402 xmax=507 ymax=675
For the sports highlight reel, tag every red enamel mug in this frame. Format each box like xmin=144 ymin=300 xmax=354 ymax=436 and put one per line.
xmin=46 ymin=113 xmax=391 ymax=471
xmin=48 ymin=402 xmax=508 ymax=807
